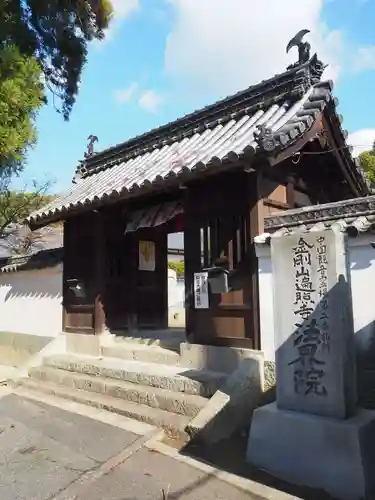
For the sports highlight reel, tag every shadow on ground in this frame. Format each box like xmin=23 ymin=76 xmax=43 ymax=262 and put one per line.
xmin=170 ymin=430 xmax=336 ymax=500
xmin=164 ymin=386 xmax=337 ymax=500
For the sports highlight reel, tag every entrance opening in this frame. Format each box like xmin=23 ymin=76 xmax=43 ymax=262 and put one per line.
xmin=167 ymin=232 xmax=185 ymax=330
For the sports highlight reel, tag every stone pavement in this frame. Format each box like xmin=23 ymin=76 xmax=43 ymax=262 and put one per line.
xmin=0 ymin=388 xmax=296 ymax=500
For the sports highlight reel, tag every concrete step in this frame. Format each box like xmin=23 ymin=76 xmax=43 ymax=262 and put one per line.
xmin=43 ymin=354 xmax=227 ymax=398
xmin=29 ymin=365 xmax=207 ymax=417
xmin=14 ymin=377 xmax=190 ymax=439
xmin=101 ymin=343 xmax=181 ymax=366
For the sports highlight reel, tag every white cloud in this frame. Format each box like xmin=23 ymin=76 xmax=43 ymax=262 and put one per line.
xmin=352 ymin=46 xmax=375 ymax=72
xmin=114 ymin=82 xmax=138 ymax=103
xmin=348 ymin=129 xmax=375 ymax=157
xmin=111 ymin=0 xmax=139 ymax=19
xmin=164 ymin=0 xmax=346 ymax=98
xmin=139 ymin=90 xmax=163 ymax=113
xmin=103 ymin=0 xmax=139 ymax=42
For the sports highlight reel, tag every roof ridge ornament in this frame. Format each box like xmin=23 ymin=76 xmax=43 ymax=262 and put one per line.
xmin=254 ymin=124 xmax=277 ymax=152
xmin=85 ymin=135 xmax=99 ymax=159
xmin=72 ymin=134 xmax=98 ymax=183
xmin=286 ymin=29 xmax=311 ymax=67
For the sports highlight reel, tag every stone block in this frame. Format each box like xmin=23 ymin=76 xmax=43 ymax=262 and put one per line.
xmin=66 ymin=333 xmax=101 ymax=356
xmin=0 ymin=331 xmax=53 ymax=367
xmin=262 ymin=361 xmax=276 ymax=404
xmin=247 ymin=402 xmax=375 ymax=500
xmin=186 ymin=356 xmax=264 ymax=443
xmin=180 ymin=343 xmax=263 ymax=375
xmin=43 ymin=354 xmax=227 ymax=397
xmin=29 ymin=365 xmax=206 ymax=417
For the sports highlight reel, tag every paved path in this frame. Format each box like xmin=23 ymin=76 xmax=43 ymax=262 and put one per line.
xmin=0 ymin=389 xmax=288 ymax=500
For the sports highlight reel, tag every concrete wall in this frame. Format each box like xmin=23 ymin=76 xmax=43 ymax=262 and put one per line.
xmin=256 ymin=233 xmax=375 ymax=405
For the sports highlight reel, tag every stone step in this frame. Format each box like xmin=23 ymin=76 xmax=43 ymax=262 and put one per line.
xmin=110 ymin=332 xmax=184 ymax=351
xmin=14 ymin=377 xmax=190 ymax=440
xmin=43 ymin=354 xmax=227 ymax=398
xmin=101 ymin=344 xmax=181 ymax=366
xmin=29 ymin=365 xmax=207 ymax=417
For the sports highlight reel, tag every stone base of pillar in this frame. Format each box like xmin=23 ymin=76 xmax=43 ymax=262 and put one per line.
xmin=247 ymin=402 xmax=375 ymax=500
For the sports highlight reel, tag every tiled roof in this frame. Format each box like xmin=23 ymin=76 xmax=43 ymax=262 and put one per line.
xmin=0 ymin=224 xmax=63 ymax=273
xmin=28 ymin=55 xmax=366 ymax=227
xmin=255 ymin=195 xmax=375 ymax=244
xmin=0 ymin=248 xmax=63 ymax=273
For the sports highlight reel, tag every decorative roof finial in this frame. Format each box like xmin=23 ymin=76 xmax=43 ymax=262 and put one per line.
xmin=286 ymin=29 xmax=311 ymax=66
xmin=84 ymin=135 xmax=99 ymax=158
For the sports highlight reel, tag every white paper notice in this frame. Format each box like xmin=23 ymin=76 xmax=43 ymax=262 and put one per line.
xmin=194 ymin=272 xmax=209 ymax=309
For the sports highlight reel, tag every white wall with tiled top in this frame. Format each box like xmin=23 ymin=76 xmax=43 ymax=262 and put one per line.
xmin=257 ymin=233 xmax=375 ymax=362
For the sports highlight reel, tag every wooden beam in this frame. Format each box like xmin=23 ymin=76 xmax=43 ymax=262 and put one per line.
xmin=322 ymin=115 xmax=360 ymax=197
xmin=263 ymin=198 xmax=289 ymax=210
xmin=268 ymin=116 xmax=323 ymax=167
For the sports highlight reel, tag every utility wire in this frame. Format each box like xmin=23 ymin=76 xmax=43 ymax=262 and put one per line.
xmin=292 ymin=144 xmax=375 ymax=164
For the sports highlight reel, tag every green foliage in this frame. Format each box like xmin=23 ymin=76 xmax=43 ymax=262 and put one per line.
xmin=358 ymin=141 xmax=375 ymax=186
xmin=0 ymin=185 xmax=55 ymax=237
xmin=168 ymin=260 xmax=184 ymax=277
xmin=0 ymin=45 xmax=44 ymax=173
xmin=1 ymin=0 xmax=113 ymax=119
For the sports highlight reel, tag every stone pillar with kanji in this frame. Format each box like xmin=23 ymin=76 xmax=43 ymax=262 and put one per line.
xmin=247 ymin=225 xmax=375 ymax=500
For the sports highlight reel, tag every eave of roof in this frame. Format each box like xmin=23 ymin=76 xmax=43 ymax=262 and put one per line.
xmin=28 ymin=55 xmax=367 ymax=227
xmin=0 ymin=248 xmax=63 ymax=273
xmin=265 ymin=195 xmax=375 ymax=231
xmin=252 ymin=195 xmax=375 ymax=245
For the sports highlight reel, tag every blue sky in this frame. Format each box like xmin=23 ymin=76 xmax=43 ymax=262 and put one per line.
xmin=16 ymin=0 xmax=375 ymax=194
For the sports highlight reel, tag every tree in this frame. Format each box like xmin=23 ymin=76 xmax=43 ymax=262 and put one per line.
xmin=0 ymin=44 xmax=44 ymax=173
xmin=0 ymin=187 xmax=54 ymax=238
xmin=0 ymin=177 xmax=56 ymax=253
xmin=358 ymin=142 xmax=375 ymax=186
xmin=168 ymin=260 xmax=184 ymax=277
xmin=1 ymin=0 xmax=113 ymax=119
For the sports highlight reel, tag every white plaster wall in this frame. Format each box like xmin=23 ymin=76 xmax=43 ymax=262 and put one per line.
xmin=0 ymin=266 xmax=63 ymax=337
xmin=347 ymin=233 xmax=375 ymax=358
xmin=257 ymin=245 xmax=276 ymax=362
xmin=257 ymin=234 xmax=375 ymax=362
xmin=168 ymin=269 xmax=185 ymax=308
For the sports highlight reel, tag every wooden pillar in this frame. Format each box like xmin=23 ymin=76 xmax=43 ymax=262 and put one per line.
xmin=183 ymin=188 xmax=201 ymax=342
xmin=248 ymin=171 xmax=264 ymax=350
xmin=128 ymin=233 xmax=138 ymax=334
xmin=286 ymin=176 xmax=295 ymax=209
xmin=94 ymin=211 xmax=106 ymax=335
xmin=62 ymin=220 xmax=68 ymax=333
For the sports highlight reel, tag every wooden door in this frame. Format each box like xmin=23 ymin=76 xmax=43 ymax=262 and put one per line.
xmin=63 ymin=214 xmax=98 ymax=334
xmin=102 ymin=208 xmax=133 ymax=332
xmin=184 ymin=171 xmax=260 ymax=348
xmin=102 ymin=210 xmax=168 ymax=332
xmin=134 ymin=228 xmax=168 ymax=329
